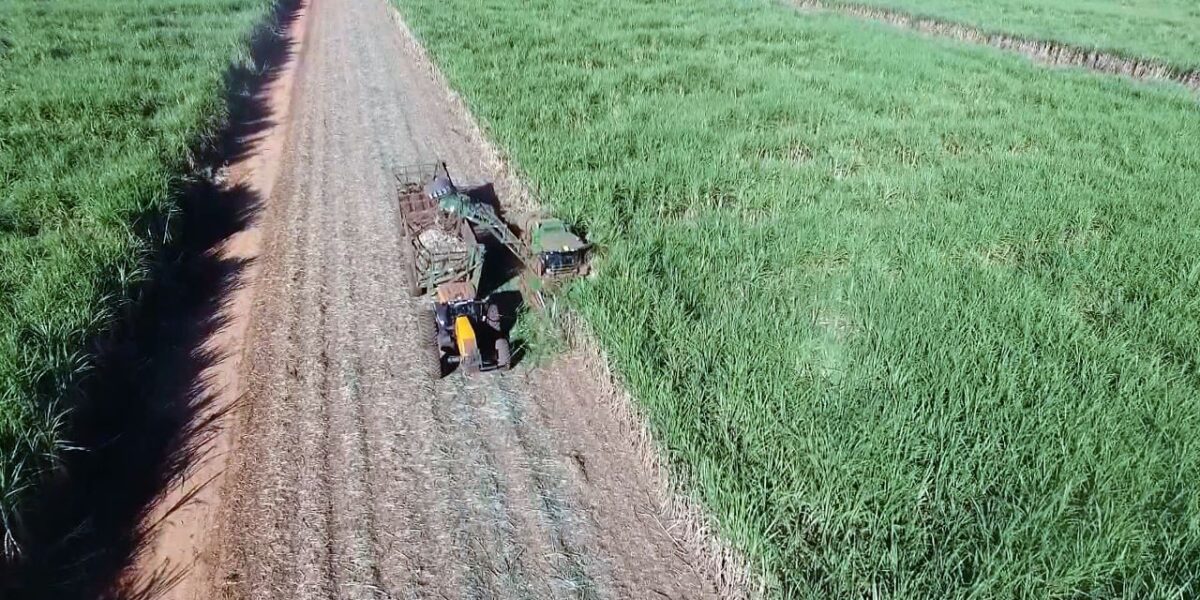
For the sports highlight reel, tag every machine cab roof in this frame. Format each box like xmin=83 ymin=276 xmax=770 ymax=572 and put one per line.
xmin=530 ymin=218 xmax=589 ymax=253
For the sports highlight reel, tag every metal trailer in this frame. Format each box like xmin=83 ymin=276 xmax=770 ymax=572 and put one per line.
xmin=395 ymin=163 xmax=484 ymax=297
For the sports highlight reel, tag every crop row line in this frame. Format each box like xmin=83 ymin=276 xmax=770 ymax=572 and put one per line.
xmin=792 ymin=0 xmax=1200 ymax=92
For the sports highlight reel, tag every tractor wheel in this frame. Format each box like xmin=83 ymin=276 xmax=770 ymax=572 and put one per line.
xmin=486 ymin=304 xmax=502 ymax=331
xmin=495 ymin=338 xmax=512 ymax=371
xmin=422 ymin=309 xmax=443 ymax=379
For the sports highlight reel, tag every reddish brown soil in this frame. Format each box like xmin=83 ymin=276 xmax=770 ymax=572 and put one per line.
xmin=123 ymin=2 xmax=312 ymax=599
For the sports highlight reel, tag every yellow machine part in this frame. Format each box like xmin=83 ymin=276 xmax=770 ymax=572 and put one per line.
xmin=454 ymin=315 xmax=478 ymax=360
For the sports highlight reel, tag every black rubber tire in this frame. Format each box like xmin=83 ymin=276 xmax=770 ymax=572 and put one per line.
xmin=486 ymin=304 xmax=502 ymax=331
xmin=495 ymin=338 xmax=511 ymax=371
xmin=422 ymin=309 xmax=443 ymax=379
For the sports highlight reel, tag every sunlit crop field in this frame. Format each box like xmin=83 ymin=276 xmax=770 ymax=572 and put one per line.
xmin=0 ymin=0 xmax=270 ymax=536
xmin=396 ymin=0 xmax=1200 ymax=595
xmin=818 ymin=0 xmax=1200 ymax=71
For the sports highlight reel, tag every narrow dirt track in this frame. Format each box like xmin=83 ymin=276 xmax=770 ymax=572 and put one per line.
xmin=205 ymin=0 xmax=718 ymax=598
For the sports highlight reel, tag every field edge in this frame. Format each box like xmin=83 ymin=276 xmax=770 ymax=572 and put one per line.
xmin=0 ymin=0 xmax=303 ymax=594
xmin=792 ymin=0 xmax=1200 ymax=92
xmin=385 ymin=5 xmax=765 ymax=597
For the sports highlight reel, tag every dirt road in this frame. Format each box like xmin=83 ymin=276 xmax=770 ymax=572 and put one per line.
xmin=202 ymin=0 xmax=718 ymax=598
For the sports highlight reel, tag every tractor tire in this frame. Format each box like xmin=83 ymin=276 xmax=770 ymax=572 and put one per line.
xmin=495 ymin=338 xmax=512 ymax=371
xmin=422 ymin=309 xmax=443 ymax=379
xmin=486 ymin=304 xmax=502 ymax=331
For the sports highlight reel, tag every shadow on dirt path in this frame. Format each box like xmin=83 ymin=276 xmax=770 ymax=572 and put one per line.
xmin=440 ymin=182 xmax=528 ymax=368
xmin=0 ymin=1 xmax=302 ymax=598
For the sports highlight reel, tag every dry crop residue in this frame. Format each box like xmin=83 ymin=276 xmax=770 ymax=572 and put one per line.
xmin=205 ymin=0 xmax=718 ymax=598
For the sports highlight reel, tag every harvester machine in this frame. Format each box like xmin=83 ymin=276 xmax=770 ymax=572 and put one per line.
xmin=426 ymin=163 xmax=591 ymax=282
xmin=518 ymin=214 xmax=591 ymax=280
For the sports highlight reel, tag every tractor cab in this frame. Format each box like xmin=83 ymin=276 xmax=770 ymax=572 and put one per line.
xmin=523 ymin=217 xmax=591 ymax=279
xmin=428 ymin=281 xmax=509 ymax=377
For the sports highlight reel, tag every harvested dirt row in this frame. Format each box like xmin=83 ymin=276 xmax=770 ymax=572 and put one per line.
xmin=793 ymin=0 xmax=1200 ymax=92
xmin=201 ymin=0 xmax=719 ymax=598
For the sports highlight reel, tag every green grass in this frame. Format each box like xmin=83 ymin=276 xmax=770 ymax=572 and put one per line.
xmin=819 ymin=0 xmax=1200 ymax=72
xmin=395 ymin=0 xmax=1200 ymax=596
xmin=0 ymin=0 xmax=272 ymax=541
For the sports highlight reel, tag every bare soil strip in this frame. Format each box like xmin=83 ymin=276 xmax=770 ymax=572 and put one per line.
xmin=199 ymin=0 xmax=721 ymax=598
xmin=793 ymin=0 xmax=1200 ymax=92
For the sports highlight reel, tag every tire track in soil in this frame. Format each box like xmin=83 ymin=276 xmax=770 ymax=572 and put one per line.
xmin=208 ymin=0 xmax=722 ymax=598
xmin=291 ymin=82 xmax=335 ymax=600
xmin=435 ymin=375 xmax=533 ymax=599
xmin=323 ymin=20 xmax=383 ymax=596
xmin=488 ymin=377 xmax=600 ymax=598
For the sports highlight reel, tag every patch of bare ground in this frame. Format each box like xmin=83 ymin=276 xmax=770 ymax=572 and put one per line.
xmin=203 ymin=0 xmax=728 ymax=598
xmin=793 ymin=0 xmax=1200 ymax=92
xmin=120 ymin=1 xmax=311 ymax=598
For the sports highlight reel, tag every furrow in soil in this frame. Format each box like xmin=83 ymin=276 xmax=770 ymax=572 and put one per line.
xmin=208 ymin=0 xmax=722 ymax=598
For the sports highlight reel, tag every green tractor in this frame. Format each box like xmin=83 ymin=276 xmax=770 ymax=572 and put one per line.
xmin=520 ymin=215 xmax=591 ymax=280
